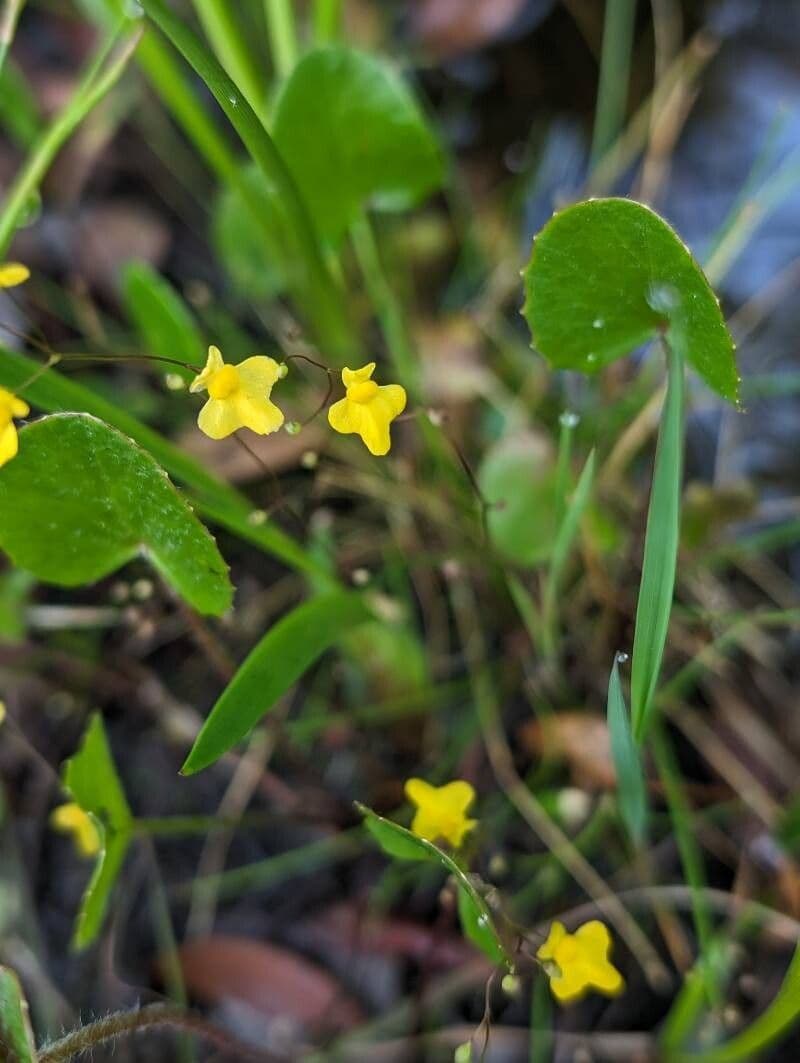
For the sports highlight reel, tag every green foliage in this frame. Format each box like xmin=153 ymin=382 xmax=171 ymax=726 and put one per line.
xmin=630 ymin=349 xmax=685 ymax=740
xmin=0 ymin=569 xmax=34 ymax=642
xmin=62 ymin=714 xmax=133 ymax=949
xmin=606 ymin=655 xmax=647 ymax=845
xmin=0 ymin=62 xmax=42 ymax=148
xmin=0 ymin=966 xmax=37 ymax=1062
xmin=0 ymin=413 xmax=233 ymax=616
xmin=478 ymin=432 xmax=556 ymax=567
xmin=0 ymin=347 xmax=325 ymax=577
xmin=212 ymin=164 xmax=286 ymax=300
xmin=358 ymin=803 xmax=509 ymax=965
xmin=183 ymin=592 xmax=374 ymax=774
xmin=273 ymin=46 xmax=445 ymax=245
xmin=522 ymin=198 xmax=738 ymax=402
xmin=121 ymin=261 xmax=204 ymax=380
xmin=667 ymin=944 xmax=800 ymax=1061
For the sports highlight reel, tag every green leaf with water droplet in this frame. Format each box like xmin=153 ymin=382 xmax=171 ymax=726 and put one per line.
xmin=522 ymin=198 xmax=738 ymax=402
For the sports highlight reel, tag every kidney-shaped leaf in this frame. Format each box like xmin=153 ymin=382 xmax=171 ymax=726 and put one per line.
xmin=183 ymin=591 xmax=374 ymax=774
xmin=522 ymin=198 xmax=738 ymax=401
xmin=273 ymin=46 xmax=445 ymax=245
xmin=358 ymin=803 xmax=510 ymax=966
xmin=62 ymin=714 xmax=133 ymax=950
xmin=0 ymin=413 xmax=233 ymax=615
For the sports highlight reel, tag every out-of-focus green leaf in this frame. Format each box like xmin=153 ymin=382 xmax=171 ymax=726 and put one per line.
xmin=0 ymin=414 xmax=233 ymax=616
xmin=0 ymin=62 xmax=42 ymax=148
xmin=62 ymin=714 xmax=133 ymax=950
xmin=0 ymin=966 xmax=37 ymax=1062
xmin=273 ymin=46 xmax=444 ymax=245
xmin=0 ymin=570 xmax=34 ymax=643
xmin=668 ymin=944 xmax=800 ymax=1062
xmin=522 ymin=198 xmax=738 ymax=402
xmin=631 ymin=349 xmax=685 ymax=740
xmin=357 ymin=803 xmax=510 ymax=965
xmin=183 ymin=592 xmax=373 ymax=774
xmin=606 ymin=655 xmax=647 ymax=845
xmin=121 ymin=261 xmax=204 ymax=381
xmin=212 ymin=164 xmax=285 ymax=300
xmin=478 ymin=432 xmax=556 ymax=567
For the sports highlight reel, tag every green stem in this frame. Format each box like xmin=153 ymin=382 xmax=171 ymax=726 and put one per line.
xmin=0 ymin=25 xmax=140 ymax=257
xmin=264 ymin=0 xmax=298 ymax=80
xmin=0 ymin=0 xmax=26 ymax=77
xmin=191 ymin=0 xmax=264 ymax=114
xmin=650 ymin=721 xmax=720 ymax=1009
xmin=138 ymin=0 xmax=356 ymax=363
xmin=553 ymin=409 xmax=578 ymax=524
xmin=631 ymin=341 xmax=685 ymax=740
xmin=590 ymin=0 xmax=637 ymax=166
xmin=313 ymin=0 xmax=341 ymax=44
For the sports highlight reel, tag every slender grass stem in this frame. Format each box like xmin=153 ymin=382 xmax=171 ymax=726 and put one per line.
xmin=0 ymin=0 xmax=26 ymax=77
xmin=0 ymin=25 xmax=140 ymax=257
xmin=590 ymin=0 xmax=637 ymax=166
xmin=191 ymin=0 xmax=264 ymax=114
xmin=264 ymin=0 xmax=298 ymax=80
xmin=313 ymin=0 xmax=341 ymax=44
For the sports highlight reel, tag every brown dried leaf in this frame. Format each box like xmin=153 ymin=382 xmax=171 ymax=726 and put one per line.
xmin=176 ymin=935 xmax=363 ymax=1032
xmin=519 ymin=711 xmax=616 ymax=790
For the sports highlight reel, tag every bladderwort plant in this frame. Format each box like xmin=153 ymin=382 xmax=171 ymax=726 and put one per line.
xmin=1 ymin=1 xmax=800 ymax=1061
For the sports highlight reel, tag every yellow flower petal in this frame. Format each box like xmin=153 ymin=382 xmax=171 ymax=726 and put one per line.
xmin=190 ymin=344 xmax=225 ymax=393
xmin=0 ymin=422 xmax=19 ymax=468
xmin=50 ymin=802 xmax=101 ymax=858
xmin=342 ymin=362 xmax=376 ymax=388
xmin=237 ymin=355 xmax=281 ymax=394
xmin=537 ymin=921 xmax=567 ymax=963
xmin=0 ymin=262 xmax=30 ymax=288
xmin=233 ymin=392 xmax=284 ymax=435
xmin=538 ymin=921 xmax=624 ymax=1005
xmin=197 ymin=397 xmax=245 ymax=439
xmin=405 ymin=776 xmax=477 ymax=848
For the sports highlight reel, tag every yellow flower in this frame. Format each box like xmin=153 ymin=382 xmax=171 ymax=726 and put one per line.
xmin=50 ymin=802 xmax=101 ymax=858
xmin=328 ymin=363 xmax=406 ymax=456
xmin=537 ymin=921 xmax=624 ymax=1004
xmin=0 ymin=387 xmax=30 ymax=469
xmin=0 ymin=262 xmax=30 ymax=288
xmin=405 ymin=777 xmax=477 ymax=848
xmin=190 ymin=345 xmax=284 ymax=440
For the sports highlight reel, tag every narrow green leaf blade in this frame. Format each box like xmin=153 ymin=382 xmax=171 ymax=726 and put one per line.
xmin=62 ymin=714 xmax=133 ymax=949
xmin=183 ymin=592 xmax=373 ymax=774
xmin=121 ymin=261 xmax=204 ymax=380
xmin=0 ymin=966 xmax=37 ymax=1062
xmin=606 ymin=655 xmax=647 ymax=845
xmin=522 ymin=198 xmax=738 ymax=402
xmin=273 ymin=46 xmax=444 ymax=245
xmin=631 ymin=348 xmax=685 ymax=740
xmin=357 ymin=804 xmax=510 ymax=965
xmin=669 ymin=944 xmax=800 ymax=1062
xmin=0 ymin=413 xmax=233 ymax=616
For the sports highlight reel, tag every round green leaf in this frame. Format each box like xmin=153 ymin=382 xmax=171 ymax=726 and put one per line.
xmin=522 ymin=198 xmax=738 ymax=402
xmin=273 ymin=46 xmax=445 ymax=245
xmin=0 ymin=413 xmax=233 ymax=615
xmin=212 ymin=164 xmax=286 ymax=300
xmin=121 ymin=261 xmax=205 ymax=381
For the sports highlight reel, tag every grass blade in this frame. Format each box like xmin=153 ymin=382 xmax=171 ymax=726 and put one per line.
xmin=607 ymin=653 xmax=648 ymax=845
xmin=631 ymin=344 xmax=685 ymax=741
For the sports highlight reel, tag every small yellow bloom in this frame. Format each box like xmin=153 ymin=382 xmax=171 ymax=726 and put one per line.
xmin=50 ymin=802 xmax=101 ymax=859
xmin=328 ymin=363 xmax=406 ymax=456
xmin=537 ymin=921 xmax=624 ymax=1004
xmin=405 ymin=777 xmax=477 ymax=848
xmin=0 ymin=262 xmax=30 ymax=288
xmin=0 ymin=387 xmax=30 ymax=469
xmin=190 ymin=345 xmax=284 ymax=440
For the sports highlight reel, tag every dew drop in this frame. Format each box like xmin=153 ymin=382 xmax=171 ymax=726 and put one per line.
xmin=592 ymin=317 xmax=604 ymax=329
xmin=228 ymin=95 xmax=238 ymax=108
xmin=247 ymin=509 xmax=267 ymax=526
xmin=646 ymin=282 xmax=680 ymax=314
xmin=586 ymin=352 xmax=597 ymax=365
xmin=477 ymin=914 xmax=489 ymax=928
xmin=559 ymin=410 xmax=580 ymax=428
xmin=615 ymin=651 xmax=629 ymax=664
